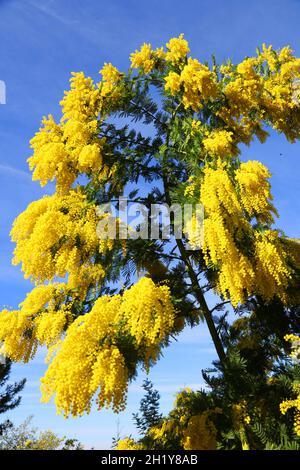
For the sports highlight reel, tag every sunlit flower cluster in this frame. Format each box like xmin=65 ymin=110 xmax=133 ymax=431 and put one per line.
xmin=0 ymin=309 xmax=36 ymax=362
xmin=165 ymin=57 xmax=219 ymax=111
xmin=39 ymin=278 xmax=175 ymax=417
xmin=115 ymin=438 xmax=143 ymax=450
xmin=28 ymin=67 xmax=124 ymax=193
xmin=202 ymin=129 xmax=237 ymax=159
xmin=0 ymin=282 xmax=72 ymax=361
xmin=165 ymin=33 xmax=190 ymax=64
xmin=130 ymin=43 xmax=166 ymax=74
xmin=99 ymin=62 xmax=123 ymax=97
xmin=40 ymin=295 xmax=126 ymax=416
xmin=10 ymin=190 xmax=108 ymax=289
xmin=120 ymin=278 xmax=175 ymax=363
xmin=217 ymin=44 xmax=300 ymax=145
xmin=280 ymin=335 xmax=300 ymax=436
xmin=235 ymin=160 xmax=277 ymax=223
xmin=199 ymin=163 xmax=293 ymax=306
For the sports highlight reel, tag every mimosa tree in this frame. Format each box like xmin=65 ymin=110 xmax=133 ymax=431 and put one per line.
xmin=1 ymin=35 xmax=300 ymax=449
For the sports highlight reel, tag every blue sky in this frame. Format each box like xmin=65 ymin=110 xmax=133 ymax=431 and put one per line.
xmin=0 ymin=0 xmax=300 ymax=449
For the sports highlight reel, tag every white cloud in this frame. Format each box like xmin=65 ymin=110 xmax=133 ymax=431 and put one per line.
xmin=28 ymin=0 xmax=79 ymax=27
xmin=0 ymin=164 xmax=31 ymax=180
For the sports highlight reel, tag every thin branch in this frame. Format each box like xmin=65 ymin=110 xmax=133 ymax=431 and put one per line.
xmin=210 ymin=301 xmax=231 ymax=315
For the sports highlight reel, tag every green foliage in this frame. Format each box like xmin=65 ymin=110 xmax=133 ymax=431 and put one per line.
xmin=0 ymin=416 xmax=84 ymax=450
xmin=133 ymin=379 xmax=163 ymax=435
xmin=0 ymin=358 xmax=25 ymax=415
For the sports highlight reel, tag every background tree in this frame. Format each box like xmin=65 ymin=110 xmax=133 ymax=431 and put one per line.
xmin=0 ymin=358 xmax=25 ymax=435
xmin=132 ymin=379 xmax=163 ymax=435
xmin=0 ymin=416 xmax=84 ymax=450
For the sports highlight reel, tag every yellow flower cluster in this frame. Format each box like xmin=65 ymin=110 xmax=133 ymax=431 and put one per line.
xmin=40 ymin=296 xmax=126 ymax=416
xmin=148 ymin=420 xmax=174 ymax=441
xmin=232 ymin=401 xmax=251 ymax=427
xmin=28 ymin=69 xmax=120 ymax=193
xmin=2 ymin=189 xmax=114 ymax=359
xmin=217 ymin=44 xmax=300 ymax=145
xmin=236 ymin=57 xmax=259 ymax=79
xmin=254 ymin=230 xmax=291 ymax=302
xmin=115 ymin=438 xmax=143 ymax=450
xmin=60 ymin=72 xmax=100 ymax=121
xmin=184 ymin=175 xmax=198 ymax=198
xmin=130 ymin=39 xmax=300 ymax=146
xmin=0 ymin=283 xmax=72 ymax=361
xmin=202 ymin=129 xmax=237 ymax=159
xmin=130 ymin=43 xmax=165 ymax=74
xmin=20 ymin=283 xmax=59 ymax=315
xmin=121 ymin=278 xmax=175 ymax=354
xmin=3 ymin=185 xmax=122 ymax=363
xmin=232 ymin=401 xmax=251 ymax=450
xmin=164 ymin=71 xmax=182 ymax=94
xmin=39 ymin=278 xmax=175 ymax=416
xmin=99 ymin=62 xmax=123 ymax=97
xmin=284 ymin=333 xmax=300 ymax=361
xmin=200 ymin=164 xmax=292 ymax=306
xmin=28 ymin=115 xmax=74 ymax=192
xmin=0 ymin=309 xmax=36 ymax=362
xmin=10 ymin=190 xmax=107 ymax=289
xmin=235 ymin=161 xmax=277 ymax=223
xmin=130 ymin=34 xmax=190 ymax=74
xmin=184 ymin=213 xmax=203 ymax=250
xmin=132 ymin=39 xmax=300 ymax=146
xmin=23 ymin=284 xmax=70 ymax=347
xmin=166 ymin=33 xmax=190 ymax=64
xmin=280 ymin=335 xmax=300 ymax=436
xmin=191 ymin=119 xmax=201 ymax=135
xmin=131 ymin=43 xmax=154 ymax=74
xmin=218 ymin=78 xmax=263 ymax=145
xmin=203 ymin=217 xmax=254 ymax=306
xmin=34 ymin=307 xmax=69 ymax=347
xmin=165 ymin=57 xmax=219 ymax=111
xmin=201 ymin=165 xmax=241 ymax=216
xmin=182 ymin=413 xmax=217 ymax=450
xmin=130 ymin=34 xmax=189 ymax=75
